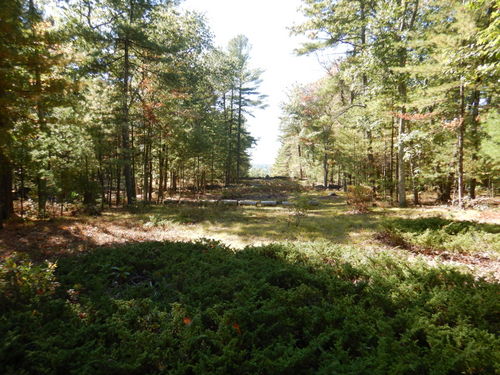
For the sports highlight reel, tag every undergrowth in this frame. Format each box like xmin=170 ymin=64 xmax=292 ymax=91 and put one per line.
xmin=378 ymin=217 xmax=500 ymax=254
xmin=1 ymin=240 xmax=498 ymax=374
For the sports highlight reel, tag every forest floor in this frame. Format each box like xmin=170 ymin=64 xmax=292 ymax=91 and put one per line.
xmin=1 ymin=182 xmax=499 ymax=281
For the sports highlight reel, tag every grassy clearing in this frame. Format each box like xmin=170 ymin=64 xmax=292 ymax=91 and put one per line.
xmin=2 ymin=193 xmax=498 ymax=270
xmin=130 ymin=197 xmax=385 ymax=246
xmin=1 ymin=240 xmax=498 ymax=374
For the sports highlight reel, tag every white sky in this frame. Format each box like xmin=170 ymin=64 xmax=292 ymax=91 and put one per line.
xmin=182 ymin=0 xmax=329 ymax=166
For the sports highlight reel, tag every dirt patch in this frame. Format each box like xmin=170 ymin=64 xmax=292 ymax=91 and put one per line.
xmin=0 ymin=215 xmax=194 ymax=261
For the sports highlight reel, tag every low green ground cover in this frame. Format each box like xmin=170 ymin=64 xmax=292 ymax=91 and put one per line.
xmin=1 ymin=240 xmax=498 ymax=374
xmin=380 ymin=217 xmax=500 ymax=254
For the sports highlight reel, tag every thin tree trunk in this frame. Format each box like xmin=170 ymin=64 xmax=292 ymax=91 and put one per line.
xmin=389 ymin=119 xmax=395 ymax=202
xmin=410 ymin=159 xmax=419 ymax=206
xmin=469 ymin=88 xmax=480 ymax=199
xmin=108 ymin=168 xmax=113 ymax=207
xmin=323 ymin=151 xmax=329 ymax=187
xmin=236 ymin=84 xmax=243 ymax=182
xmin=298 ymin=144 xmax=304 ymax=179
xmin=122 ymin=36 xmax=135 ymax=205
xmin=457 ymin=81 xmax=465 ymax=207
xmin=367 ymin=129 xmax=376 ymax=193
xmin=143 ymin=139 xmax=149 ymax=201
xmin=148 ymin=152 xmax=153 ymax=202
xmin=116 ymin=164 xmax=121 ymax=206
xmin=397 ymin=114 xmax=407 ymax=207
xmin=0 ymin=150 xmax=14 ymax=228
xmin=158 ymin=142 xmax=165 ymax=203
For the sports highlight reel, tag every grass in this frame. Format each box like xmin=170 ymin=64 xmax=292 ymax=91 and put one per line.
xmin=130 ymin=198 xmax=385 ymax=246
xmin=2 ymin=193 xmax=498 ymax=267
xmin=1 ymin=240 xmax=498 ymax=374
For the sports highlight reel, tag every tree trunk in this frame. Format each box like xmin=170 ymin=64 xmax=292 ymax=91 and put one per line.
xmin=116 ymin=164 xmax=121 ymax=206
xmin=0 ymin=150 xmax=14 ymax=228
xmin=148 ymin=153 xmax=153 ymax=202
xmin=410 ymin=159 xmax=419 ymax=206
xmin=323 ymin=152 xmax=328 ymax=187
xmin=457 ymin=82 xmax=465 ymax=207
xmin=225 ymin=92 xmax=234 ymax=186
xmin=298 ymin=144 xmax=304 ymax=179
xmin=236 ymin=84 xmax=243 ymax=182
xmin=143 ymin=139 xmax=149 ymax=201
xmin=437 ymin=172 xmax=454 ymax=203
xmin=389 ymin=119 xmax=395 ymax=202
xmin=108 ymin=168 xmax=113 ymax=207
xmin=469 ymin=88 xmax=480 ymax=199
xmin=367 ymin=129 xmax=376 ymax=194
xmin=122 ymin=37 xmax=136 ymax=205
xmin=397 ymin=114 xmax=407 ymax=207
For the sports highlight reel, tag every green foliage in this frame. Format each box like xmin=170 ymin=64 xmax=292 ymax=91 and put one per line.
xmin=144 ymin=214 xmax=173 ymax=228
xmin=380 ymin=217 xmax=500 ymax=254
xmin=287 ymin=194 xmax=314 ymax=226
xmin=1 ymin=241 xmax=498 ymax=374
xmin=275 ymin=0 xmax=499 ymax=203
xmin=346 ymin=185 xmax=374 ymax=213
xmin=0 ymin=253 xmax=59 ymax=309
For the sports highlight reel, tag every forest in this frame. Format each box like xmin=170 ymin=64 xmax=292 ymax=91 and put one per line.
xmin=0 ymin=0 xmax=266 ymax=225
xmin=274 ymin=0 xmax=499 ymax=207
xmin=0 ymin=0 xmax=499 ymax=374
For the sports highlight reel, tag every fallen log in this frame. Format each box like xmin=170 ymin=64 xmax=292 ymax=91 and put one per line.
xmin=260 ymin=201 xmax=277 ymax=206
xmin=239 ymin=200 xmax=258 ymax=206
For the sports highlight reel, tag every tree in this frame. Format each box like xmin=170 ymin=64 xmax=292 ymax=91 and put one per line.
xmin=226 ymin=35 xmax=266 ymax=182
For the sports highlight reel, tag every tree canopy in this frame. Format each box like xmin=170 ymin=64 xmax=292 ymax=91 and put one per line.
xmin=0 ymin=0 xmax=265 ymax=224
xmin=274 ymin=0 xmax=499 ymax=206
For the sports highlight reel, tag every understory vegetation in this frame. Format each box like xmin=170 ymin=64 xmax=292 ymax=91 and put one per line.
xmin=379 ymin=217 xmax=500 ymax=255
xmin=1 ymin=240 xmax=498 ymax=374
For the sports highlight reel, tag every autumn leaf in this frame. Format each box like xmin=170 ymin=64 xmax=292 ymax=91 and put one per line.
xmin=232 ymin=322 xmax=241 ymax=334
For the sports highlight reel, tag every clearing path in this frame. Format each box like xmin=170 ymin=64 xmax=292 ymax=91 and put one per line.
xmin=1 ymin=185 xmax=498 ymax=281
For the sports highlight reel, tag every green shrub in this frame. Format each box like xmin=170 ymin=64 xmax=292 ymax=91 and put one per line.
xmin=379 ymin=217 xmax=500 ymax=254
xmin=346 ymin=185 xmax=374 ymax=213
xmin=1 ymin=241 xmax=498 ymax=374
xmin=0 ymin=253 xmax=60 ymax=309
xmin=287 ymin=194 xmax=314 ymax=226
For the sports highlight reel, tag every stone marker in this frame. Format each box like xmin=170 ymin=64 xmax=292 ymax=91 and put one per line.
xmin=281 ymin=201 xmax=294 ymax=207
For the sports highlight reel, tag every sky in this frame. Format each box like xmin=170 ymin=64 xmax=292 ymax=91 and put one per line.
xmin=181 ymin=0 xmax=328 ymax=166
